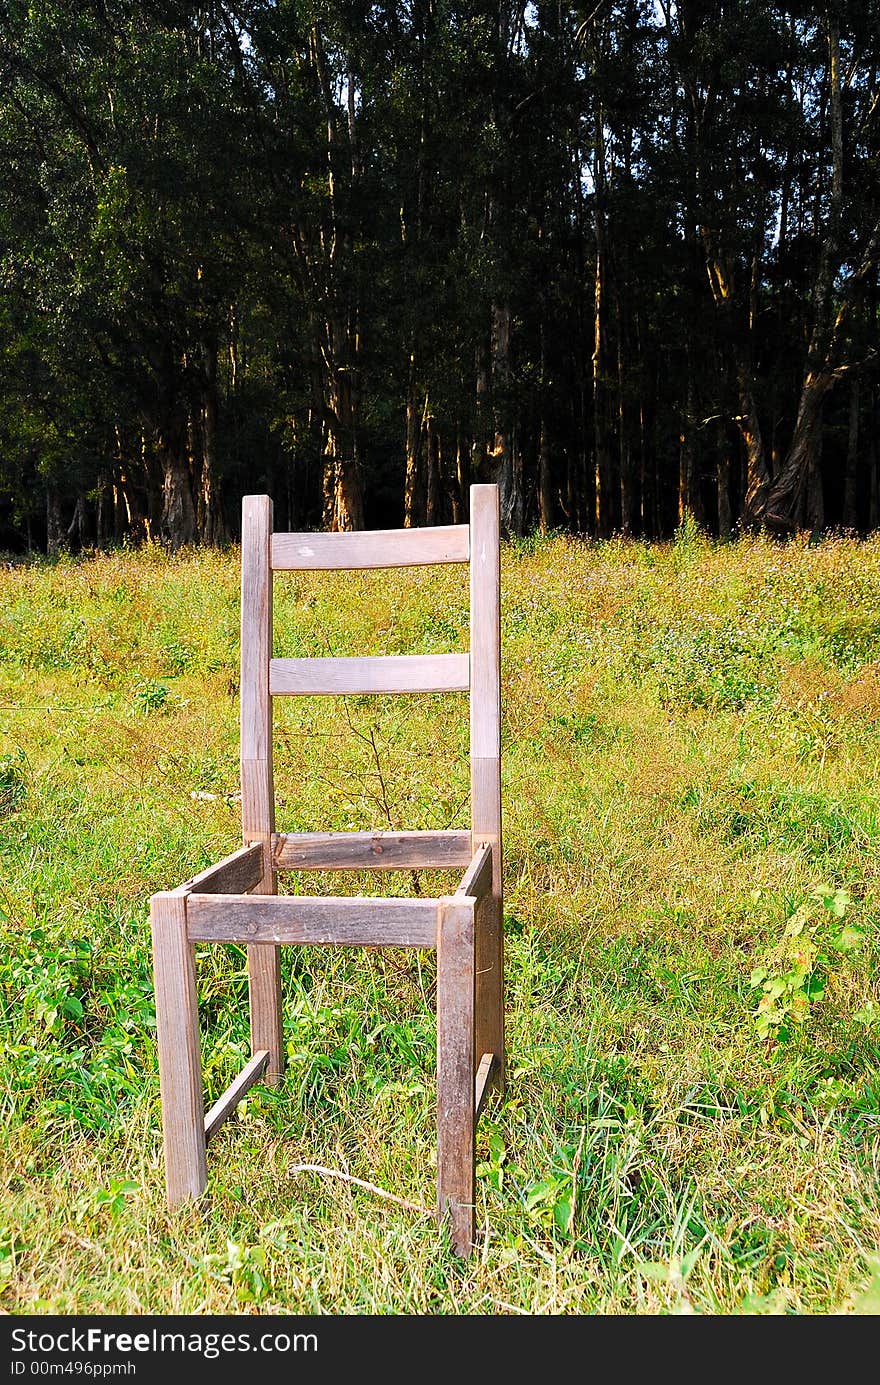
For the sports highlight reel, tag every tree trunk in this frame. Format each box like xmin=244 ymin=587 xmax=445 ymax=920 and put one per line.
xmin=160 ymin=405 xmax=197 ymax=549
xmin=591 ymin=23 xmax=616 ymax=537
xmin=538 ymin=420 xmax=553 ymax=534
xmin=96 ymin=471 xmax=110 ymax=547
xmin=471 ymin=338 xmax=488 ymax=480
xmin=490 ymin=302 xmax=520 ymax=534
xmin=679 ymin=347 xmax=696 ymax=524
xmin=766 ymin=220 xmax=880 ymax=529
xmin=404 ymin=376 xmax=428 ymax=527
xmin=764 ymin=18 xmax=843 ymax=532
xmin=618 ymin=336 xmax=636 ymax=535
xmin=635 ymin=309 xmax=652 ymax=536
xmin=425 ymin=415 xmax=440 ymax=525
xmin=506 ymin=427 xmax=524 ymax=536
xmin=869 ymin=383 xmax=879 ymax=530
xmin=699 ymin=228 xmax=772 ymax=526
xmin=65 ymin=495 xmax=87 ymax=550
xmin=717 ymin=422 xmax=734 ymax=539
xmin=807 ymin=434 xmax=825 ymax=535
xmin=323 ymin=367 xmax=364 ymax=531
xmin=112 ymin=477 xmax=126 ymax=540
xmin=121 ymin=473 xmax=147 ymax=542
xmin=303 ymin=26 xmax=365 ymax=535
xmin=452 ymin=428 xmax=466 ymax=523
xmin=842 ymin=376 xmax=859 ymax=530
xmin=196 ymin=337 xmax=224 ymax=545
xmin=765 ymin=375 xmax=831 ymax=531
xmin=737 ymin=362 xmax=771 ymax=526
xmin=639 ymin=395 xmax=651 ymax=536
xmin=592 ymin=179 xmax=613 ymax=536
xmin=46 ymin=485 xmax=63 ymax=555
xmin=616 ymin=8 xmax=637 ymax=535
xmin=144 ymin=441 xmax=163 ymax=540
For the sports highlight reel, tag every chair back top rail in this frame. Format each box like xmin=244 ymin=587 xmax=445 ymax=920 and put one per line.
xmin=271 ymin=524 xmax=469 ymax=571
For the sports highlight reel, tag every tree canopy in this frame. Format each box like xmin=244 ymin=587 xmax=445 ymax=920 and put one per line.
xmin=1 ymin=1 xmax=878 ymax=549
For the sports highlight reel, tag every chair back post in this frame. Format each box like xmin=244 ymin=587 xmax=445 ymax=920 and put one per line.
xmin=468 ymin=484 xmax=504 ymax=1090
xmin=240 ymin=494 xmax=284 ymax=1085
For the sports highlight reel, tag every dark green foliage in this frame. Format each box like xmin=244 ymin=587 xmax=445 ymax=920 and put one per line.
xmin=0 ymin=2 xmax=879 ymax=548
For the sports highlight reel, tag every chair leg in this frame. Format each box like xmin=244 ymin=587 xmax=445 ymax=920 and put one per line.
xmin=436 ymin=898 xmax=475 ymax=1256
xmin=475 ymin=884 xmax=505 ymax=1094
xmin=247 ymin=944 xmax=284 ymax=1087
xmin=151 ymin=891 xmax=207 ymax=1205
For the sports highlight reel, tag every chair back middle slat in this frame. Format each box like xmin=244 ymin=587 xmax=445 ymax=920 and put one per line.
xmin=269 ymin=652 xmax=469 ymax=696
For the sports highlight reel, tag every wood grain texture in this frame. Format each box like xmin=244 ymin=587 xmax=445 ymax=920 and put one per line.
xmin=474 ymin=1052 xmax=496 ymax=1124
xmin=240 ymin=495 xmax=273 ymax=764
xmin=187 ymin=892 xmax=439 ymax=948
xmin=269 ymin=653 xmax=469 ymax=696
xmin=454 ymin=843 xmax=493 ymax=902
xmin=204 ymin=1049 xmax=269 ymax=1142
xmin=240 ymin=496 xmax=284 ymax=1085
xmin=271 ymin=525 xmax=468 ymax=570
xmin=469 ymin=486 xmax=501 ymax=761
xmin=436 ymin=897 xmax=475 ymax=1256
xmin=151 ymin=890 xmax=207 ymax=1205
xmin=272 ymin=829 xmax=472 ymax=871
xmin=469 ymin=484 xmax=505 ymax=1091
xmin=179 ymin=844 xmax=263 ymax=896
xmin=240 ymin=757 xmax=274 ymax=870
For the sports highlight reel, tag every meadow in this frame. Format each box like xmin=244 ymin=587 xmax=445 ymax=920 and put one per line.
xmin=1 ymin=525 xmax=879 ymax=1315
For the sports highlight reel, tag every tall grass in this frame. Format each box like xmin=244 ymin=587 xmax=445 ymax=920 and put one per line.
xmin=1 ymin=530 xmax=879 ymax=1313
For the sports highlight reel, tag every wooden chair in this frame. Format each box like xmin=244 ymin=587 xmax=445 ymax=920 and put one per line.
xmin=150 ymin=485 xmax=503 ymax=1254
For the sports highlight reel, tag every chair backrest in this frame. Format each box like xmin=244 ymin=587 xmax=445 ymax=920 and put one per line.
xmin=238 ymin=486 xmax=501 ymax=880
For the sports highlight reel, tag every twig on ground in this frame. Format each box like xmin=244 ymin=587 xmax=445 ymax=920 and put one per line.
xmin=289 ymin=1163 xmax=432 ymax=1215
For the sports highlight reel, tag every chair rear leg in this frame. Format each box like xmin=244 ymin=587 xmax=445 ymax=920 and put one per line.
xmin=248 ymin=944 xmax=284 ymax=1087
xmin=151 ymin=891 xmax=207 ymax=1205
xmin=436 ymin=899 xmax=475 ymax=1256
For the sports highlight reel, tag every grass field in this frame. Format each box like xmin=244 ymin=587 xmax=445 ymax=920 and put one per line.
xmin=2 ymin=526 xmax=880 ymax=1315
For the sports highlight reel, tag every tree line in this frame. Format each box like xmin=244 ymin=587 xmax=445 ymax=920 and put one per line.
xmin=1 ymin=1 xmax=878 ymax=551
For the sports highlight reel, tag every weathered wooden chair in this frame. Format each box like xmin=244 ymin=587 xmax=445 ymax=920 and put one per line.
xmin=150 ymin=485 xmax=503 ymax=1254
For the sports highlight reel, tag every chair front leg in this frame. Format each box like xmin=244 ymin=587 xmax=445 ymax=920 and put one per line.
xmin=436 ymin=897 xmax=476 ymax=1256
xmin=151 ymin=890 xmax=207 ymax=1205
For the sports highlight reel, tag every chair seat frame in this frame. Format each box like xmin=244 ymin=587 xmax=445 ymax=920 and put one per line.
xmin=150 ymin=487 xmax=503 ymax=1256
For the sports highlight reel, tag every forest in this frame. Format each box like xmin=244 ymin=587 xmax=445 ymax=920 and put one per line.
xmin=1 ymin=1 xmax=879 ymax=550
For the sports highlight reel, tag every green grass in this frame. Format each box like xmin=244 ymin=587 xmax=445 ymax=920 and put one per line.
xmin=1 ymin=529 xmax=879 ymax=1314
